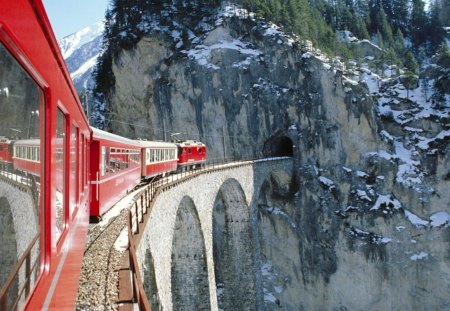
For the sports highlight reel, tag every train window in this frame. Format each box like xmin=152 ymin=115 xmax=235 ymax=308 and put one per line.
xmin=101 ymin=147 xmax=106 ymax=176
xmin=70 ymin=125 xmax=77 ymax=216
xmin=0 ymin=42 xmax=43 ymax=309
xmin=188 ymin=148 xmax=192 ymax=154
xmin=84 ymin=137 xmax=88 ymax=186
xmin=55 ymin=109 xmax=66 ymax=242
xmin=80 ymin=134 xmax=84 ymax=191
xmin=150 ymin=149 xmax=155 ymax=162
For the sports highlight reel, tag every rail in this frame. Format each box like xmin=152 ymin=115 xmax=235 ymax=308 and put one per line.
xmin=121 ymin=156 xmax=290 ymax=310
xmin=0 ymin=233 xmax=40 ymax=311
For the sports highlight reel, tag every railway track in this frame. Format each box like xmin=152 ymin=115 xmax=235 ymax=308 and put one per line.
xmin=75 ymin=183 xmax=149 ymax=311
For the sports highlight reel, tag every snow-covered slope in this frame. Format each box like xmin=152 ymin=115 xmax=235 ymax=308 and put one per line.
xmin=58 ymin=21 xmax=104 ymax=91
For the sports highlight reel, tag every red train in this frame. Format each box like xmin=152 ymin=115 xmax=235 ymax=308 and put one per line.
xmin=0 ymin=1 xmax=206 ymax=310
xmin=90 ymin=127 xmax=143 ymax=219
xmin=0 ymin=138 xmax=14 ymax=170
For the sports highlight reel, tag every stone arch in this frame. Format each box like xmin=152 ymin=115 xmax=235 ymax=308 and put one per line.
xmin=0 ymin=180 xmax=39 ymax=310
xmin=212 ymin=178 xmax=257 ymax=311
xmin=171 ymin=196 xmax=211 ymax=310
xmin=254 ymin=169 xmax=301 ymax=310
xmin=0 ymin=196 xmax=18 ymax=308
xmin=143 ymin=249 xmax=160 ymax=311
xmin=262 ymin=136 xmax=294 ymax=157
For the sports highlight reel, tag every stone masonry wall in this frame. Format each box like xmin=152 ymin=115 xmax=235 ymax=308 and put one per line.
xmin=135 ymin=158 xmax=293 ymax=311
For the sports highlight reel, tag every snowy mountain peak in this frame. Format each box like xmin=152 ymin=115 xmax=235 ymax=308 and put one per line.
xmin=58 ymin=21 xmax=104 ymax=91
xmin=59 ymin=21 xmax=104 ymax=59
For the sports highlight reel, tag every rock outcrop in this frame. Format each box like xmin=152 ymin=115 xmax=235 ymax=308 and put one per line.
xmin=100 ymin=4 xmax=449 ymax=310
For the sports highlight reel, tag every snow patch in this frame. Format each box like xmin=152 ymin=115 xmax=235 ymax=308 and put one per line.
xmin=404 ymin=209 xmax=428 ymax=228
xmin=430 ymin=212 xmax=450 ymax=228
xmin=410 ymin=251 xmax=428 ymax=261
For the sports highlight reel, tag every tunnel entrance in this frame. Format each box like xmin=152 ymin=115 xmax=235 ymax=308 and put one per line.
xmin=262 ymin=136 xmax=293 ymax=157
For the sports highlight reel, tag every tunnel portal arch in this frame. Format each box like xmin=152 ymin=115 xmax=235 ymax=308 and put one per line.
xmin=212 ymin=178 xmax=257 ymax=311
xmin=263 ymin=136 xmax=294 ymax=158
xmin=171 ymin=196 xmax=211 ymax=310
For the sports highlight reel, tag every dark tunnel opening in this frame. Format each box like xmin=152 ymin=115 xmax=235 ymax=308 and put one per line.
xmin=262 ymin=136 xmax=294 ymax=158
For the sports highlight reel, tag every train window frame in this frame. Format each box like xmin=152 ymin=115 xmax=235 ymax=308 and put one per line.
xmin=55 ymin=108 xmax=67 ymax=243
xmin=0 ymin=39 xmax=46 ymax=309
xmin=80 ymin=134 xmax=84 ymax=191
xmin=70 ymin=124 xmax=78 ymax=217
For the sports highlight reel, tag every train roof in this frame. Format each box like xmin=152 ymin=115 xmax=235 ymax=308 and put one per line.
xmin=13 ymin=139 xmax=40 ymax=146
xmin=135 ymin=140 xmax=177 ymax=149
xmin=175 ymin=140 xmax=206 ymax=147
xmin=91 ymin=127 xmax=141 ymax=147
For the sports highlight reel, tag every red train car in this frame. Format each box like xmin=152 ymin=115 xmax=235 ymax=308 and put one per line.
xmin=12 ymin=139 xmax=41 ymax=176
xmin=0 ymin=1 xmax=91 ymax=310
xmin=90 ymin=127 xmax=142 ymax=219
xmin=175 ymin=140 xmax=207 ymax=171
xmin=138 ymin=140 xmax=178 ymax=179
xmin=0 ymin=138 xmax=14 ymax=170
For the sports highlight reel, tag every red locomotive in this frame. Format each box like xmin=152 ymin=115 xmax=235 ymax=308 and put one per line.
xmin=175 ymin=140 xmax=207 ymax=171
xmin=0 ymin=1 xmax=207 ymax=309
xmin=0 ymin=138 xmax=14 ymax=170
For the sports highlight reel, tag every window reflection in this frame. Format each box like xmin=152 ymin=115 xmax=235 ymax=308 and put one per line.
xmin=55 ymin=110 xmax=66 ymax=241
xmin=0 ymin=42 xmax=41 ymax=310
xmin=70 ymin=125 xmax=77 ymax=216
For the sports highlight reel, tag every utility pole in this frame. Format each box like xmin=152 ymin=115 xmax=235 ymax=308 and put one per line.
xmin=85 ymin=92 xmax=89 ymax=124
xmin=222 ymin=126 xmax=227 ymax=159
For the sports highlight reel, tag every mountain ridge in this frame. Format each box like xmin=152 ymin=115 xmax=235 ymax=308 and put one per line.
xmin=58 ymin=21 xmax=104 ymax=91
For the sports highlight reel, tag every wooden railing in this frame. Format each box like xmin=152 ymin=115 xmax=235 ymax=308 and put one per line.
xmin=126 ymin=211 xmax=152 ymax=311
xmin=0 ymin=233 xmax=39 ymax=311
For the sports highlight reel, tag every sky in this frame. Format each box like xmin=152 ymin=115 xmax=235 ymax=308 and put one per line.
xmin=42 ymin=0 xmax=109 ymax=39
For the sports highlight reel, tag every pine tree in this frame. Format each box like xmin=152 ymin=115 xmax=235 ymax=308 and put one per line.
xmin=404 ymin=50 xmax=419 ymax=72
xmin=435 ymin=43 xmax=450 ymax=68
xmin=377 ymin=8 xmax=394 ymax=46
xmin=427 ymin=1 xmax=446 ymax=54
xmin=409 ymin=0 xmax=428 ymax=47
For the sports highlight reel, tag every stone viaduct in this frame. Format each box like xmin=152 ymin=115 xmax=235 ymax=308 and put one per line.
xmin=134 ymin=157 xmax=294 ymax=311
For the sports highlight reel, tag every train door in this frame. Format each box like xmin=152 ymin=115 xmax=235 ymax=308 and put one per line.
xmin=89 ymin=139 xmax=101 ymax=219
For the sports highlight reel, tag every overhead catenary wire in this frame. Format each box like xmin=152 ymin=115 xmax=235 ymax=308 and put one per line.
xmin=103 ymin=118 xmax=258 ymax=140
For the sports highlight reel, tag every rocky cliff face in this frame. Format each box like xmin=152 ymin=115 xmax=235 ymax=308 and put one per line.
xmin=101 ymin=4 xmax=449 ymax=310
xmin=104 ymin=6 xmax=383 ymax=163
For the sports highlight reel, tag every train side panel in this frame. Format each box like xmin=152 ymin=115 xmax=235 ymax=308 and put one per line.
xmin=90 ymin=128 xmax=142 ymax=218
xmin=138 ymin=141 xmax=178 ymax=179
xmin=0 ymin=140 xmax=14 ymax=169
xmin=176 ymin=141 xmax=207 ymax=170
xmin=0 ymin=0 xmax=91 ymax=309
